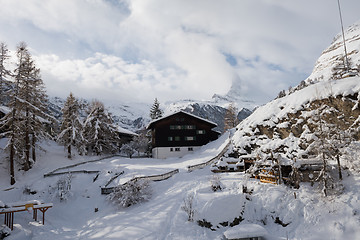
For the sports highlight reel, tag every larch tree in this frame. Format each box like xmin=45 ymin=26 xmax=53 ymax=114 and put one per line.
xmin=83 ymin=100 xmax=120 ymax=155
xmin=57 ymin=92 xmax=85 ymax=158
xmin=0 ymin=42 xmax=11 ymax=104
xmin=224 ymin=103 xmax=238 ymax=131
xmin=149 ymin=98 xmax=163 ymax=120
xmin=27 ymin=65 xmax=50 ymax=163
xmin=15 ymin=42 xmax=50 ymax=170
xmin=0 ymin=42 xmax=50 ymax=184
xmin=1 ymin=43 xmax=29 ymax=184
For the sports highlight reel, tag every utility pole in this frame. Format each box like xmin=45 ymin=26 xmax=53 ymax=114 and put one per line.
xmin=337 ymin=0 xmax=350 ymax=71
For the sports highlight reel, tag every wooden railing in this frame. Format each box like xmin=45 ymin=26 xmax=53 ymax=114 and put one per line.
xmin=43 ymin=154 xmax=122 ymax=178
xmin=187 ymin=140 xmax=231 ymax=172
xmin=101 ymin=169 xmax=179 ymax=195
xmin=0 ymin=200 xmax=53 ymax=230
xmin=44 ymin=170 xmax=100 ymax=178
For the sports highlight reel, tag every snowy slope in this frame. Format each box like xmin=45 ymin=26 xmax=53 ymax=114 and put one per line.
xmin=307 ymin=20 xmax=360 ymax=83
xmin=231 ymin=20 xmax=360 ymax=160
xmin=1 ymin=135 xmax=360 ymax=239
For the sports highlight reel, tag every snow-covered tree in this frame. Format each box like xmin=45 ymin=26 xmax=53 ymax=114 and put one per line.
xmin=132 ymin=132 xmax=149 ymax=156
xmin=309 ymin=105 xmax=336 ymax=196
xmin=15 ymin=42 xmax=50 ymax=169
xmin=83 ymin=100 xmax=120 ymax=155
xmin=0 ymin=42 xmax=50 ymax=184
xmin=0 ymin=42 xmax=11 ymax=104
xmin=107 ymin=179 xmax=152 ymax=207
xmin=181 ymin=193 xmax=196 ymax=222
xmin=224 ymin=103 xmax=238 ymax=131
xmin=120 ymin=142 xmax=135 ymax=158
xmin=57 ymin=93 xmax=85 ymax=158
xmin=149 ymin=98 xmax=163 ymax=120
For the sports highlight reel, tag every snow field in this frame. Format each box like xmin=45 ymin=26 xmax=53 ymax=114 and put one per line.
xmin=1 ymin=131 xmax=360 ymax=239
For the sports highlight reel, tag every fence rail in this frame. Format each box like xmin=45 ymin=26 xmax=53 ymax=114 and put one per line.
xmin=187 ymin=140 xmax=231 ymax=172
xmin=43 ymin=154 xmax=122 ymax=177
xmin=44 ymin=170 xmax=100 ymax=178
xmin=101 ymin=169 xmax=179 ymax=195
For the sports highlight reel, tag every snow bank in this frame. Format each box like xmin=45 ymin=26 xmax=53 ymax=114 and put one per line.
xmin=223 ymin=223 xmax=268 ymax=239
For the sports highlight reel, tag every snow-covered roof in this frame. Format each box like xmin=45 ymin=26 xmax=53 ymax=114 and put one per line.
xmin=0 ymin=105 xmax=11 ymax=114
xmin=223 ymin=223 xmax=268 ymax=239
xmin=146 ymin=110 xmax=217 ymax=129
xmin=117 ymin=126 xmax=137 ymax=136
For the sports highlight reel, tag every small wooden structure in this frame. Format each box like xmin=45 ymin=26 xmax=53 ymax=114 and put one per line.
xmin=258 ymin=168 xmax=279 ymax=184
xmin=0 ymin=200 xmax=53 ymax=230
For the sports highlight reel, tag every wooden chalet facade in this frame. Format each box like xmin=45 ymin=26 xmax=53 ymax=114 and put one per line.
xmin=146 ymin=111 xmax=220 ymax=159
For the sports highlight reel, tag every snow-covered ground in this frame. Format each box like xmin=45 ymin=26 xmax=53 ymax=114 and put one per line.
xmin=1 ymin=131 xmax=360 ymax=240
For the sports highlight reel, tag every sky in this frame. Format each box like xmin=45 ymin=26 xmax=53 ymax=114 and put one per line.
xmin=0 ymin=0 xmax=359 ymax=106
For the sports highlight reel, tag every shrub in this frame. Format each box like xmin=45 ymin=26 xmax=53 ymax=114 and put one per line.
xmin=181 ymin=194 xmax=195 ymax=222
xmin=210 ymin=174 xmax=223 ymax=192
xmin=56 ymin=174 xmax=73 ymax=201
xmin=107 ymin=179 xmax=152 ymax=207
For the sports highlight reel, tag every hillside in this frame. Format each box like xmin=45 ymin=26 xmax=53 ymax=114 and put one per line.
xmin=231 ymin=20 xmax=360 ymax=164
xmin=1 ymin=133 xmax=360 ymax=239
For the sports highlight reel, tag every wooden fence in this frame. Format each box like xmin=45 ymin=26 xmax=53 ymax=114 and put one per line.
xmin=43 ymin=154 xmax=122 ymax=178
xmin=187 ymin=140 xmax=231 ymax=172
xmin=44 ymin=170 xmax=100 ymax=178
xmin=101 ymin=169 xmax=179 ymax=195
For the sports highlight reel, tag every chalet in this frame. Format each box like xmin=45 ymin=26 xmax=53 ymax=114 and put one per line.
xmin=146 ymin=111 xmax=220 ymax=159
xmin=117 ymin=126 xmax=138 ymax=146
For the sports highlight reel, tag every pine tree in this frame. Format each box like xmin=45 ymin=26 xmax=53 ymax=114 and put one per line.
xmin=58 ymin=93 xmax=85 ymax=158
xmin=83 ymin=100 xmax=120 ymax=155
xmin=224 ymin=103 xmax=238 ymax=131
xmin=149 ymin=98 xmax=163 ymax=120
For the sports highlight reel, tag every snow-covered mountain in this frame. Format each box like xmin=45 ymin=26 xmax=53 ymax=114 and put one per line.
xmin=48 ymin=84 xmax=256 ymax=133
xmin=2 ymin=19 xmax=360 ymax=240
xmin=306 ymin=20 xmax=360 ymax=83
xmin=230 ymin=20 xmax=360 ymax=163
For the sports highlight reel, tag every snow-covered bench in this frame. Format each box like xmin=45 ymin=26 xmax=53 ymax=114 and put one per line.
xmin=0 ymin=200 xmax=53 ymax=230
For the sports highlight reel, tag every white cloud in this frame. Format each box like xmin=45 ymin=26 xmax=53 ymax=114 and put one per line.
xmin=1 ymin=0 xmax=360 ymax=105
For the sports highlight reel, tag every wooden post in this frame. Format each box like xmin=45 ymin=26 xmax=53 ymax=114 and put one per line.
xmin=39 ymin=207 xmax=51 ymax=225
xmin=33 ymin=208 xmax=37 ymax=221
xmin=11 ymin=212 xmax=14 ymax=230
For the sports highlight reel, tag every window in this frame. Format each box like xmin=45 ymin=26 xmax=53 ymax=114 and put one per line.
xmin=185 ymin=136 xmax=196 ymax=141
xmin=185 ymin=125 xmax=196 ymax=130
xmin=174 ymin=136 xmax=181 ymax=141
xmin=168 ymin=137 xmax=173 ymax=141
xmin=188 ymin=147 xmax=193 ymax=151
xmin=196 ymin=130 xmax=206 ymax=134
xmin=170 ymin=148 xmax=173 ymax=152
xmin=170 ymin=125 xmax=182 ymax=130
xmin=175 ymin=148 xmax=180 ymax=151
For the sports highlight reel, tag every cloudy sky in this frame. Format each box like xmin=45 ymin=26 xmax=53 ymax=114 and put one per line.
xmin=0 ymin=0 xmax=359 ymax=105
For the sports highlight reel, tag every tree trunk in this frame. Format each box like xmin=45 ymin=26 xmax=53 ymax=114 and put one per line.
xmin=67 ymin=144 xmax=72 ymax=159
xmin=32 ymin=133 xmax=36 ymax=162
xmin=24 ymin=108 xmax=30 ymax=171
xmin=336 ymin=154 xmax=342 ymax=180
xmin=9 ymin=139 xmax=16 ymax=185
